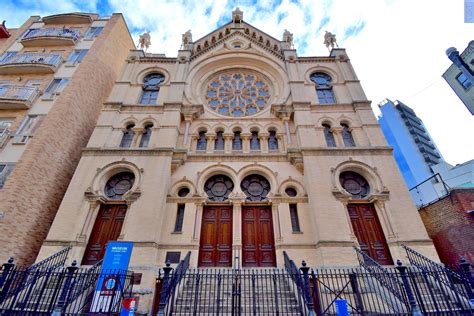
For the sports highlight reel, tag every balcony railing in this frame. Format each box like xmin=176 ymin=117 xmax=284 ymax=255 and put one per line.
xmin=0 ymin=53 xmax=63 ymax=74
xmin=21 ymin=28 xmax=80 ymax=46
xmin=0 ymin=85 xmax=41 ymax=109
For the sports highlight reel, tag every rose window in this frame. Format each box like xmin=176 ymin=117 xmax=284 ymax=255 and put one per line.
xmin=205 ymin=71 xmax=271 ymax=117
xmin=105 ymin=172 xmax=135 ymax=200
xmin=339 ymin=171 xmax=370 ymax=199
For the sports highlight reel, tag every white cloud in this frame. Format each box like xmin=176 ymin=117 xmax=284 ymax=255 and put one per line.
xmin=5 ymin=0 xmax=473 ymax=164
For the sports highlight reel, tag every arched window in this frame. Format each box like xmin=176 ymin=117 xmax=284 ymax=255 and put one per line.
xmin=339 ymin=171 xmax=369 ymax=199
xmin=196 ymin=131 xmax=207 ymax=151
xmin=105 ymin=172 xmax=135 ymax=200
xmin=341 ymin=123 xmax=355 ymax=147
xmin=310 ymin=73 xmax=336 ymax=104
xmin=204 ymin=175 xmax=234 ymax=201
xmin=139 ymin=124 xmax=153 ymax=148
xmin=139 ymin=73 xmax=165 ymax=105
xmin=250 ymin=131 xmax=260 ymax=150
xmin=232 ymin=131 xmax=242 ymax=150
xmin=268 ymin=130 xmax=278 ymax=150
xmin=241 ymin=174 xmax=271 ymax=201
xmin=120 ymin=124 xmax=135 ymax=148
xmin=215 ymin=131 xmax=224 ymax=150
xmin=323 ymin=124 xmax=336 ymax=147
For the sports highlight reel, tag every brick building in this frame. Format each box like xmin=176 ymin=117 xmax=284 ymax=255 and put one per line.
xmin=419 ymin=188 xmax=474 ymax=268
xmin=0 ymin=13 xmax=134 ymax=265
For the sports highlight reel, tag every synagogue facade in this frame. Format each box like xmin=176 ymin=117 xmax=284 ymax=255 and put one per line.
xmin=37 ymin=9 xmax=438 ymax=309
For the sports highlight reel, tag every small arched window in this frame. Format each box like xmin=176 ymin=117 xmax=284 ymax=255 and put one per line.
xmin=341 ymin=123 xmax=355 ymax=147
xmin=323 ymin=124 xmax=336 ymax=147
xmin=268 ymin=130 xmax=278 ymax=150
xmin=139 ymin=73 xmax=165 ymax=105
xmin=215 ymin=131 xmax=224 ymax=150
xmin=250 ymin=131 xmax=260 ymax=150
xmin=120 ymin=124 xmax=135 ymax=148
xmin=196 ymin=131 xmax=207 ymax=151
xmin=310 ymin=73 xmax=336 ymax=104
xmin=139 ymin=124 xmax=153 ymax=148
xmin=232 ymin=131 xmax=242 ymax=150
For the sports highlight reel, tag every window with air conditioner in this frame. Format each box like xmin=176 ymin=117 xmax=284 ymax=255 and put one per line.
xmin=43 ymin=78 xmax=68 ymax=99
xmin=13 ymin=115 xmax=44 ymax=144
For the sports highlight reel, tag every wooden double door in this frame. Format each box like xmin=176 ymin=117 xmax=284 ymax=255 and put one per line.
xmin=242 ymin=206 xmax=276 ymax=267
xmin=82 ymin=204 xmax=127 ymax=265
xmin=348 ymin=203 xmax=393 ymax=265
xmin=198 ymin=205 xmax=276 ymax=267
xmin=198 ymin=206 xmax=233 ymax=267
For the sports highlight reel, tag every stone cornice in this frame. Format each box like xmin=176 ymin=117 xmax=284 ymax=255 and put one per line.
xmin=82 ymin=148 xmax=175 ymax=156
xmin=299 ymin=146 xmax=393 ymax=156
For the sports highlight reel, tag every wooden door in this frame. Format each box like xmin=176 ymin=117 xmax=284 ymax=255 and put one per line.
xmin=198 ymin=206 xmax=233 ymax=267
xmin=348 ymin=203 xmax=393 ymax=265
xmin=242 ymin=206 xmax=276 ymax=267
xmin=82 ymin=204 xmax=127 ymax=265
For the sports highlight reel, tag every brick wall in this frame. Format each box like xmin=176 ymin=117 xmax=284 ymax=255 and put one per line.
xmin=0 ymin=14 xmax=134 ymax=265
xmin=419 ymin=188 xmax=474 ymax=268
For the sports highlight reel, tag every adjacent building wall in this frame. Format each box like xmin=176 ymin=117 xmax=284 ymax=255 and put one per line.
xmin=0 ymin=13 xmax=135 ymax=265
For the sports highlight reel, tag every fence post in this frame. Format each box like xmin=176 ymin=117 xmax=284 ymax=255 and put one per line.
xmin=0 ymin=257 xmax=15 ymax=304
xmin=300 ymin=260 xmax=315 ymax=315
xmin=459 ymin=257 xmax=474 ymax=299
xmin=157 ymin=260 xmax=173 ymax=315
xmin=51 ymin=260 xmax=78 ymax=315
xmin=349 ymin=272 xmax=364 ymax=314
xmin=395 ymin=260 xmax=421 ymax=316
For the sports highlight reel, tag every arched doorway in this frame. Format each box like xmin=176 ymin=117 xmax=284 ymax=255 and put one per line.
xmin=198 ymin=175 xmax=234 ymax=267
xmin=241 ymin=174 xmax=276 ymax=267
xmin=340 ymin=171 xmax=393 ymax=265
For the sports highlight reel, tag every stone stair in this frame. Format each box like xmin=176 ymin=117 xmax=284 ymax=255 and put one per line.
xmin=169 ymin=268 xmax=305 ymax=315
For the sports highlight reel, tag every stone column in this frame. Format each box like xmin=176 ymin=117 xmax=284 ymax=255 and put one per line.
xmin=192 ymin=201 xmax=205 ymax=242
xmin=241 ymin=133 xmax=251 ymax=153
xmin=206 ymin=134 xmax=216 ymax=153
xmin=223 ymin=133 xmax=233 ymax=153
xmin=271 ymin=202 xmax=283 ymax=241
xmin=189 ymin=134 xmax=197 ymax=153
xmin=283 ymin=118 xmax=291 ymax=144
xmin=230 ymin=195 xmax=245 ymax=268
xmin=78 ymin=199 xmax=101 ymax=242
xmin=277 ymin=133 xmax=285 ymax=152
xmin=259 ymin=133 xmax=269 ymax=153
xmin=131 ymin=127 xmax=144 ymax=147
xmin=183 ymin=120 xmax=191 ymax=145
xmin=332 ymin=127 xmax=343 ymax=147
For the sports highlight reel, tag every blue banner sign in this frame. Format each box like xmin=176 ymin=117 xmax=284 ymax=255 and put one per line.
xmin=335 ymin=299 xmax=350 ymax=316
xmin=91 ymin=241 xmax=134 ymax=312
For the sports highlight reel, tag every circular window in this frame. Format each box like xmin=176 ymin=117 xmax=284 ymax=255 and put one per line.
xmin=105 ymin=172 xmax=135 ymax=200
xmin=285 ymin=187 xmax=297 ymax=197
xmin=204 ymin=175 xmax=234 ymax=201
xmin=339 ymin=171 xmax=370 ymax=199
xmin=241 ymin=174 xmax=271 ymax=202
xmin=205 ymin=71 xmax=271 ymax=117
xmin=177 ymin=187 xmax=190 ymax=197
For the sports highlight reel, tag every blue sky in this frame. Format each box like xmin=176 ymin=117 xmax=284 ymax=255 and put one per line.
xmin=3 ymin=0 xmax=474 ymax=164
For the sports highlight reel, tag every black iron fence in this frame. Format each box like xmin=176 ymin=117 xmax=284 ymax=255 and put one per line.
xmin=403 ymin=244 xmax=474 ymax=301
xmin=157 ymin=250 xmax=474 ymax=315
xmin=0 ymin=257 xmax=133 ymax=315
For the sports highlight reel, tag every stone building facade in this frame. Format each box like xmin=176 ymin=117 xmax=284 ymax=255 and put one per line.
xmin=38 ymin=10 xmax=438 ymax=312
xmin=0 ymin=13 xmax=135 ymax=265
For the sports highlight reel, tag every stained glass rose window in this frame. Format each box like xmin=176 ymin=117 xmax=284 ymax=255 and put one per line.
xmin=205 ymin=71 xmax=271 ymax=117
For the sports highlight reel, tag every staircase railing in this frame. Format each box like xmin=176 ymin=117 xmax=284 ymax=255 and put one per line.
xmin=402 ymin=244 xmax=474 ymax=300
xmin=283 ymin=251 xmax=313 ymax=314
xmin=158 ymin=251 xmax=191 ymax=314
xmin=354 ymin=247 xmax=407 ymax=303
xmin=0 ymin=246 xmax=71 ymax=303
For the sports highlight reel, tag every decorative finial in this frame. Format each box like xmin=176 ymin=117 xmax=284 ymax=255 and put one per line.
xmin=181 ymin=30 xmax=193 ymax=50
xmin=232 ymin=7 xmax=243 ymax=23
xmin=71 ymin=260 xmax=77 ymax=267
xmin=323 ymin=30 xmax=338 ymax=51
xmin=8 ymin=257 xmax=14 ymax=264
xmin=138 ymin=31 xmax=151 ymax=52
xmin=282 ymin=29 xmax=294 ymax=49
